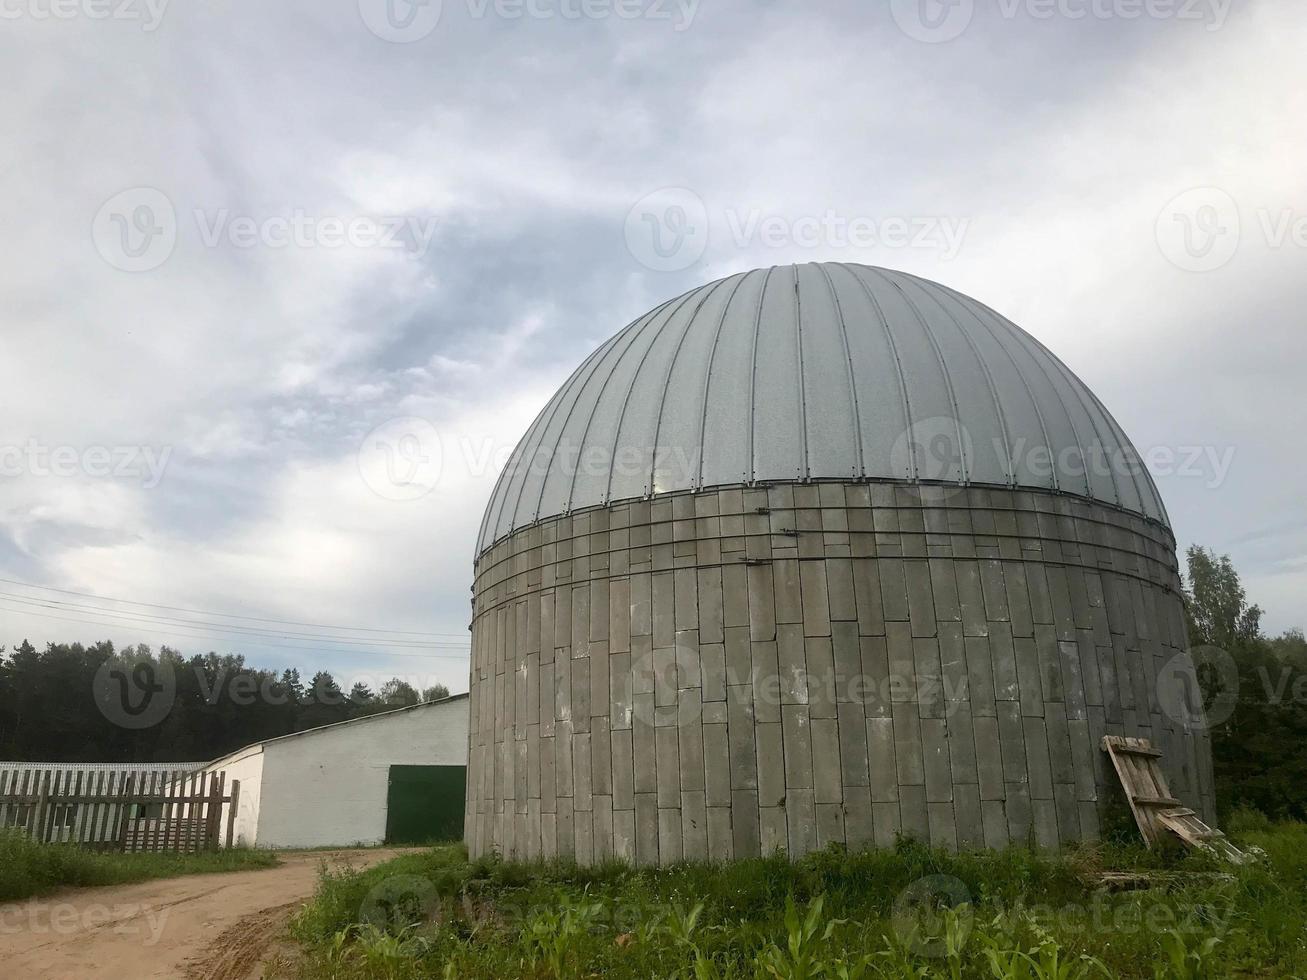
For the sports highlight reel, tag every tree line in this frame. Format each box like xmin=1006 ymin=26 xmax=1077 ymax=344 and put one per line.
xmin=1183 ymin=546 xmax=1307 ymax=820
xmin=0 ymin=641 xmax=451 ymax=764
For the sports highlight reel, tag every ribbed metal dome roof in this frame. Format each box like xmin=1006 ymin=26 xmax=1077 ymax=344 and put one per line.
xmin=477 ymin=263 xmax=1166 ymax=556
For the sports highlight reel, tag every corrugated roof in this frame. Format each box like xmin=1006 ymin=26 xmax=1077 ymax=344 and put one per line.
xmin=478 ymin=263 xmax=1166 ymax=555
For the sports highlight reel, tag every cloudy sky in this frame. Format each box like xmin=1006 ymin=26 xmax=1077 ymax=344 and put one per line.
xmin=1 ymin=0 xmax=1302 ymax=693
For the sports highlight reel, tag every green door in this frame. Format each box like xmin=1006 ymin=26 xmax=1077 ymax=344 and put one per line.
xmin=385 ymin=765 xmax=467 ymax=844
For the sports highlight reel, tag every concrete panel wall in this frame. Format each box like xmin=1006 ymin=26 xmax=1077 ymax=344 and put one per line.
xmin=466 ymin=483 xmax=1213 ymax=863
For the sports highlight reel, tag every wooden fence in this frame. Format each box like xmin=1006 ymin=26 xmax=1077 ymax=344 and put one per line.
xmin=0 ymin=768 xmax=239 ymax=852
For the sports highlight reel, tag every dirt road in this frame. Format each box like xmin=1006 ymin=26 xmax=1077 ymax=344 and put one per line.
xmin=0 ymin=849 xmax=404 ymax=980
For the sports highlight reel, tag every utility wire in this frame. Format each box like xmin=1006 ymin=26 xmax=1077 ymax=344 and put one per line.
xmin=0 ymin=592 xmax=467 ymax=650
xmin=0 ymin=601 xmax=470 ymax=661
xmin=0 ymin=576 xmax=467 ymax=639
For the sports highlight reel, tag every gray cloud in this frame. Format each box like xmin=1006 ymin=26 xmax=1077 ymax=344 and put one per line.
xmin=1 ymin=0 xmax=1301 ymax=690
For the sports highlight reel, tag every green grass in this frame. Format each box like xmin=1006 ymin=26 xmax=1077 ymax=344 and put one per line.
xmin=0 ymin=828 xmax=280 ymax=902
xmin=281 ymin=821 xmax=1307 ymax=979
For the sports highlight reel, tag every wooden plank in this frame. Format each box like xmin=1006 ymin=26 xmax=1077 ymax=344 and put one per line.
xmin=75 ymin=772 xmax=93 ymax=846
xmin=0 ymin=770 xmax=11 ymax=829
xmin=66 ymin=771 xmax=83 ymax=844
xmin=151 ymin=771 xmax=162 ymax=852
xmin=15 ymin=770 xmax=31 ymax=835
xmin=1102 ymin=735 xmax=1249 ymax=863
xmin=33 ymin=771 xmax=51 ymax=844
xmin=180 ymin=772 xmax=193 ymax=852
xmin=114 ymin=772 xmax=136 ymax=852
xmin=213 ymin=772 xmax=226 ymax=850
xmin=93 ymin=771 xmax=118 ymax=849
xmin=225 ymin=779 xmax=240 ymax=850
xmin=191 ymin=771 xmax=204 ymax=852
xmin=94 ymin=770 xmax=112 ymax=847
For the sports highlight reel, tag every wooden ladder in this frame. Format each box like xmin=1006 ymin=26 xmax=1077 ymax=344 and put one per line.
xmin=1100 ymin=735 xmax=1250 ymax=864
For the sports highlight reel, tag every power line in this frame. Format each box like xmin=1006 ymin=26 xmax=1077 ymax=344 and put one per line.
xmin=0 ymin=601 xmax=470 ymax=662
xmin=0 ymin=576 xmax=469 ymax=640
xmin=0 ymin=592 xmax=468 ymax=651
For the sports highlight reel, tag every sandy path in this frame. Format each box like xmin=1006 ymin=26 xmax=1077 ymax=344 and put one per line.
xmin=0 ymin=849 xmax=406 ymax=980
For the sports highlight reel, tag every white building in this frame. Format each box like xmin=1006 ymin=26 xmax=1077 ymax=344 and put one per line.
xmin=205 ymin=695 xmax=468 ymax=849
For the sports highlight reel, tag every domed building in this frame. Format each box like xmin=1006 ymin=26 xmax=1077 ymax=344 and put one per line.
xmin=465 ymin=262 xmax=1213 ymax=864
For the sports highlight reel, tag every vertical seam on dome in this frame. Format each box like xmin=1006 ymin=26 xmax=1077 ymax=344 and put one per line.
xmin=1036 ymin=341 xmax=1131 ymax=511
xmin=817 ymin=262 xmax=864 ymax=479
xmin=869 ymin=266 xmax=968 ymax=484
xmin=838 ymin=263 xmax=917 ymax=481
xmin=646 ymin=276 xmax=732 ymax=497
xmin=525 ymin=298 xmax=675 ymax=529
xmin=936 ymin=281 xmax=1061 ymax=494
xmin=563 ymin=293 xmax=673 ymax=513
xmin=694 ymin=271 xmax=751 ymax=490
xmin=1087 ymin=389 xmax=1168 ymax=524
xmin=894 ymin=270 xmax=1016 ymax=487
xmin=1006 ymin=308 xmax=1156 ymax=519
xmin=793 ymin=264 xmax=809 ymax=481
xmin=1018 ymin=320 xmax=1163 ymax=521
xmin=747 ymin=266 xmax=778 ymax=485
xmin=972 ymin=299 xmax=1103 ymax=506
xmin=488 ymin=323 xmax=628 ymax=551
xmin=601 ymin=288 xmax=705 ymax=506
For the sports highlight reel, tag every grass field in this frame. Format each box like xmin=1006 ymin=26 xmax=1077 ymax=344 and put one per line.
xmin=283 ymin=811 xmax=1306 ymax=979
xmin=0 ymin=829 xmax=279 ymax=902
